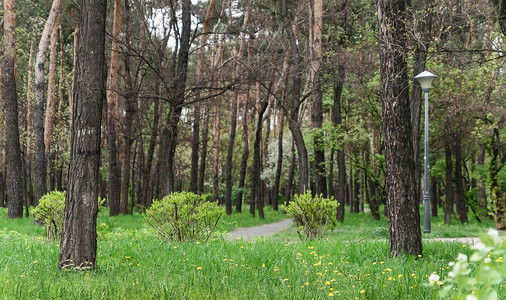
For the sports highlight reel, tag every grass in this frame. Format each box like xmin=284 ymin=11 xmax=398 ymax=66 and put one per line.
xmin=0 ymin=206 xmax=504 ymax=299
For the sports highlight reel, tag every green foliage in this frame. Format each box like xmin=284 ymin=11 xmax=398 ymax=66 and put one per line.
xmin=32 ymin=192 xmax=105 ymax=241
xmin=435 ymin=229 xmax=505 ymax=300
xmin=285 ymin=191 xmax=338 ymax=240
xmin=144 ymin=192 xmax=224 ymax=243
xmin=32 ymin=191 xmax=66 ymax=241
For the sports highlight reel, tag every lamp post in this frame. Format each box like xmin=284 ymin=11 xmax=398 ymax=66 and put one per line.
xmin=415 ymin=71 xmax=437 ymax=234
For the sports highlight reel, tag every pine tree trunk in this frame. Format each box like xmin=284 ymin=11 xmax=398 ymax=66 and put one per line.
xmin=310 ymin=0 xmax=326 ymax=197
xmin=34 ymin=0 xmax=61 ymax=204
xmin=225 ymin=93 xmax=238 ymax=215
xmin=444 ymin=144 xmax=454 ymax=224
xmin=212 ymin=104 xmax=222 ymax=203
xmin=333 ymin=70 xmax=346 ymax=222
xmin=378 ymin=0 xmax=422 ymax=256
xmin=106 ymin=0 xmax=123 ymax=216
xmin=454 ymin=135 xmax=468 ymax=223
xmin=25 ymin=39 xmax=35 ymax=206
xmin=251 ymin=93 xmax=268 ymax=219
xmin=198 ymin=106 xmax=210 ymax=194
xmin=0 ymin=55 xmax=5 ymax=208
xmin=272 ymin=111 xmax=285 ymax=211
xmin=235 ymin=96 xmax=250 ymax=213
xmin=3 ymin=0 xmax=24 ymax=218
xmin=58 ymin=0 xmax=106 ymax=269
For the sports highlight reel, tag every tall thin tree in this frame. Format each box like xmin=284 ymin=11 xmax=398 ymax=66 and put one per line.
xmin=377 ymin=0 xmax=422 ymax=256
xmin=3 ymin=0 xmax=24 ymax=218
xmin=58 ymin=0 xmax=107 ymax=269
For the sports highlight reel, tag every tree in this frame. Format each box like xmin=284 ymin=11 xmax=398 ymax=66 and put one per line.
xmin=377 ymin=0 xmax=422 ymax=256
xmin=106 ymin=0 xmax=122 ymax=216
xmin=34 ymin=0 xmax=61 ymax=204
xmin=58 ymin=0 xmax=107 ymax=269
xmin=3 ymin=0 xmax=24 ymax=218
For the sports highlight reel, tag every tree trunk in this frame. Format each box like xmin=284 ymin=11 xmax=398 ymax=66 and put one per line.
xmin=235 ymin=96 xmax=250 ymax=213
xmin=34 ymin=0 xmax=61 ymax=204
xmin=272 ymin=111 xmax=285 ymax=211
xmin=310 ymin=0 xmax=326 ymax=197
xmin=44 ymin=19 xmax=59 ymax=157
xmin=454 ymin=135 xmax=468 ymax=223
xmin=120 ymin=76 xmax=134 ymax=214
xmin=225 ymin=93 xmax=238 ymax=214
xmin=25 ymin=39 xmax=35 ymax=206
xmin=190 ymin=0 xmax=215 ymax=194
xmin=285 ymin=139 xmax=296 ymax=207
xmin=159 ymin=0 xmax=191 ymax=196
xmin=198 ymin=106 xmax=210 ymax=194
xmin=378 ymin=0 xmax=422 ymax=256
xmin=106 ymin=0 xmax=123 ymax=216
xmin=444 ymin=144 xmax=454 ymax=224
xmin=0 ymin=52 xmax=5 ymax=208
xmin=212 ymin=104 xmax=222 ymax=203
xmin=430 ymin=175 xmax=438 ymax=217
xmin=3 ymin=0 xmax=24 ymax=218
xmin=333 ymin=76 xmax=347 ymax=222
xmin=250 ymin=94 xmax=268 ymax=218
xmin=58 ymin=0 xmax=107 ymax=269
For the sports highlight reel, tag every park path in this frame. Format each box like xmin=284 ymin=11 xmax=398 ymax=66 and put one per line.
xmin=227 ymin=219 xmax=501 ymax=244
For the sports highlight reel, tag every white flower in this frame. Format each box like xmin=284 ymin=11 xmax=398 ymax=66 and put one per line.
xmin=471 ymin=242 xmax=493 ymax=253
xmin=466 ymin=295 xmax=477 ymax=300
xmin=448 ymin=271 xmax=455 ymax=278
xmin=487 ymin=229 xmax=499 ymax=240
xmin=428 ymin=273 xmax=440 ymax=285
xmin=484 ymin=258 xmax=491 ymax=263
xmin=448 ymin=262 xmax=455 ymax=267
xmin=457 ymin=253 xmax=468 ymax=262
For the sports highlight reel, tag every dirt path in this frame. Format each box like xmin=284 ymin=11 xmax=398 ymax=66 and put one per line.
xmin=227 ymin=219 xmax=500 ymax=244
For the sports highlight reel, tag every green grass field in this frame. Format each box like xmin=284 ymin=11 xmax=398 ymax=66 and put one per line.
xmin=0 ymin=206 xmax=504 ymax=299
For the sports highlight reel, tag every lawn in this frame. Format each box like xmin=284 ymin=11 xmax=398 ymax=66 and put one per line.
xmin=0 ymin=206 xmax=504 ymax=299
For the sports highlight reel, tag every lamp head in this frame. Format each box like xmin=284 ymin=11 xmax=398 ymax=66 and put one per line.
xmin=415 ymin=71 xmax=437 ymax=91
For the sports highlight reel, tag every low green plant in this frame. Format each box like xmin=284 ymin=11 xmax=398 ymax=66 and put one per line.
xmin=433 ymin=229 xmax=506 ymax=300
xmin=285 ymin=191 xmax=338 ymax=240
xmin=32 ymin=191 xmax=66 ymax=240
xmin=33 ymin=191 xmax=105 ymax=241
xmin=144 ymin=192 xmax=224 ymax=243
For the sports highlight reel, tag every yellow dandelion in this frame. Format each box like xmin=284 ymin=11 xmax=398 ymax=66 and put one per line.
xmin=283 ymin=278 xmax=289 ymax=282
xmin=328 ymin=293 xmax=334 ymax=297
xmin=496 ymin=257 xmax=503 ymax=262
xmin=384 ymin=268 xmax=392 ymax=272
xmin=33 ymin=261 xmax=38 ymax=264
xmin=125 ymin=256 xmax=131 ymax=259
xmin=196 ymin=266 xmax=202 ymax=270
xmin=262 ymin=263 xmax=266 ymax=268
xmin=462 ymin=244 xmax=466 ymax=248
xmin=360 ymin=290 xmax=365 ymax=294
xmin=325 ymin=281 xmax=331 ymax=285
xmin=398 ymin=274 xmax=403 ymax=279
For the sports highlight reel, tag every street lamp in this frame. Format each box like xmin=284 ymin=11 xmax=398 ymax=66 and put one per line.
xmin=415 ymin=71 xmax=437 ymax=234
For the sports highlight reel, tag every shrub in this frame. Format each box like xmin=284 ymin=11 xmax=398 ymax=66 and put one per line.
xmin=144 ymin=192 xmax=224 ymax=243
xmin=33 ymin=191 xmax=66 ymax=241
xmin=33 ymin=191 xmax=105 ymax=241
xmin=433 ymin=229 xmax=506 ymax=300
xmin=285 ymin=191 xmax=338 ymax=240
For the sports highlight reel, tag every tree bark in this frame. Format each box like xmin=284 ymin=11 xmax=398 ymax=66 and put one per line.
xmin=198 ymin=106 xmax=210 ymax=194
xmin=0 ymin=48 xmax=5 ymax=208
xmin=272 ymin=110 xmax=285 ymax=211
xmin=444 ymin=143 xmax=454 ymax=224
xmin=106 ymin=0 xmax=123 ymax=216
xmin=250 ymin=91 xmax=268 ymax=218
xmin=58 ymin=0 xmax=107 ymax=269
xmin=3 ymin=0 xmax=24 ymax=218
xmin=190 ymin=0 xmax=215 ymax=194
xmin=454 ymin=134 xmax=468 ymax=223
xmin=378 ymin=0 xmax=422 ymax=256
xmin=235 ymin=95 xmax=250 ymax=213
xmin=333 ymin=70 xmax=346 ymax=221
xmin=212 ymin=104 xmax=222 ymax=203
xmin=310 ymin=0 xmax=327 ymax=197
xmin=225 ymin=93 xmax=238 ymax=214
xmin=159 ymin=0 xmax=191 ymax=196
xmin=34 ymin=0 xmax=61 ymax=204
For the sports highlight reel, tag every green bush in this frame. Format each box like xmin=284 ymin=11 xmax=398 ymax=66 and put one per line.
xmin=144 ymin=192 xmax=224 ymax=243
xmin=33 ymin=191 xmax=105 ymax=241
xmin=285 ymin=191 xmax=338 ymax=240
xmin=33 ymin=191 xmax=66 ymax=241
